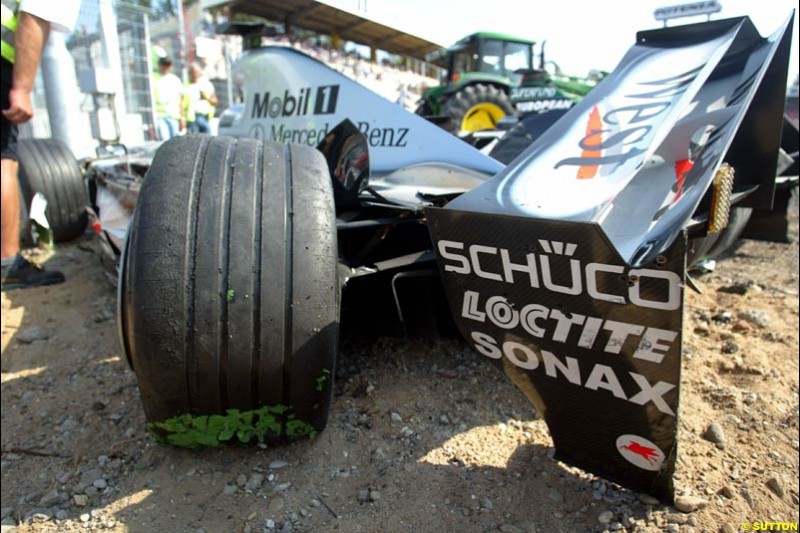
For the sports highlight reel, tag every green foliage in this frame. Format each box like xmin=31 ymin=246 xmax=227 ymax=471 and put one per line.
xmin=148 ymin=404 xmax=315 ymax=449
xmin=285 ymin=414 xmax=317 ymax=439
xmin=315 ymin=369 xmax=331 ymax=392
xmin=226 ymin=289 xmax=235 ymax=302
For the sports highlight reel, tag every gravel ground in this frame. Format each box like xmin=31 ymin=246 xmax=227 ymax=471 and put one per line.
xmin=1 ymin=193 xmax=798 ymax=533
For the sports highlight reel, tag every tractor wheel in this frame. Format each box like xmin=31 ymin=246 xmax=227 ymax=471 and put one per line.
xmin=18 ymin=138 xmax=87 ymax=242
xmin=414 ymin=99 xmax=433 ymax=117
xmin=443 ymin=83 xmax=514 ymax=133
xmin=120 ymin=136 xmax=339 ymax=443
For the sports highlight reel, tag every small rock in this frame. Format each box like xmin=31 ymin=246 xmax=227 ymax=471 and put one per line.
xmin=80 ymin=513 xmax=90 ymax=522
xmin=499 ymin=525 xmax=523 ymax=533
xmin=299 ymin=509 xmax=309 ymax=518
xmin=93 ymin=309 xmax=115 ymax=323
xmin=703 ymin=422 xmax=726 ymax=445
xmin=93 ymin=479 xmax=107 ymax=490
xmin=712 ymin=311 xmax=734 ymax=323
xmin=739 ymin=310 xmax=770 ymax=328
xmin=267 ymin=497 xmax=285 ymax=514
xmin=720 ymin=524 xmax=737 ymax=533
xmin=665 ymin=525 xmax=680 ymax=533
xmin=20 ymin=391 xmax=36 ymax=404
xmin=639 ymin=494 xmax=660 ymax=506
xmin=719 ymin=281 xmax=752 ymax=295
xmin=481 ymin=499 xmax=493 ymax=511
xmin=369 ymin=490 xmax=381 ymax=502
xmin=357 ymin=489 xmax=370 ymax=503
xmin=718 ymin=486 xmax=735 ymax=499
xmin=0 ymin=509 xmax=12 ymax=519
xmin=84 ymin=486 xmax=99 ymax=498
xmin=400 ymin=426 xmax=414 ymax=438
xmin=674 ymin=495 xmax=707 ymax=513
xmin=268 ymin=460 xmax=288 ymax=470
xmin=244 ymin=473 xmax=264 ymax=492
xmin=721 ymin=341 xmax=738 ymax=354
xmin=236 ymin=474 xmax=248 ymax=487
xmin=667 ymin=514 xmax=688 ymax=524
xmin=17 ymin=326 xmax=50 ymax=344
xmin=309 ymin=499 xmax=321 ymax=508
xmin=38 ymin=490 xmax=63 ymax=507
xmin=390 ymin=412 xmax=402 ymax=423
xmin=222 ymin=484 xmax=237 ymax=495
xmin=273 ymin=482 xmax=291 ymax=492
xmin=77 ymin=468 xmax=104 ymax=489
xmin=547 ymin=489 xmax=563 ymax=503
xmin=731 ymin=320 xmax=752 ymax=332
xmin=598 ymin=510 xmax=614 ymax=525
xmin=73 ymin=494 xmax=89 ymax=507
xmin=265 ymin=518 xmax=275 ymax=529
xmin=766 ymin=476 xmax=785 ymax=498
xmin=55 ymin=510 xmax=68 ymax=520
xmin=741 ymin=488 xmax=755 ymax=509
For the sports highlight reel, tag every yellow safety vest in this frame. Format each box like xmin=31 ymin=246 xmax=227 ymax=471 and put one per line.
xmin=1 ymin=0 xmax=19 ymax=64
xmin=153 ymin=72 xmax=184 ymax=120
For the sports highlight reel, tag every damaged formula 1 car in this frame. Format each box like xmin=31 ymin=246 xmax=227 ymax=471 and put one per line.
xmin=80 ymin=15 xmax=796 ymax=501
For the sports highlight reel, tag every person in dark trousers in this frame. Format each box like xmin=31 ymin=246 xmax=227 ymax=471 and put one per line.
xmin=1 ymin=1 xmax=79 ymax=290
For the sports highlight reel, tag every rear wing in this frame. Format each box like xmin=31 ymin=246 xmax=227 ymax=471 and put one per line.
xmin=428 ymin=15 xmax=794 ymax=502
xmin=445 ymin=15 xmax=794 ymax=266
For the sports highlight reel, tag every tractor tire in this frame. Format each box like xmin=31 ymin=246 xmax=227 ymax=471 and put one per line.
xmin=414 ymin=99 xmax=433 ymax=117
xmin=18 ymin=138 xmax=87 ymax=242
xmin=443 ymin=83 xmax=514 ymax=134
xmin=120 ymin=136 xmax=339 ymax=442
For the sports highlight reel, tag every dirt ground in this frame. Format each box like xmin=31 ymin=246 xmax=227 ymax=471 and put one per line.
xmin=2 ymin=194 xmax=798 ymax=533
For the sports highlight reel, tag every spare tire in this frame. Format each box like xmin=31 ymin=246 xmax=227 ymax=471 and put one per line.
xmin=18 ymin=138 xmax=87 ymax=242
xmin=120 ymin=136 xmax=339 ymax=444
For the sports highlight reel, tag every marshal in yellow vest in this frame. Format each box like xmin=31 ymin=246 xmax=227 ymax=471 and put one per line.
xmin=0 ymin=0 xmax=19 ymax=64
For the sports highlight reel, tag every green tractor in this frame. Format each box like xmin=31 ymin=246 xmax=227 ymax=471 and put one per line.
xmin=418 ymin=32 xmax=604 ymax=134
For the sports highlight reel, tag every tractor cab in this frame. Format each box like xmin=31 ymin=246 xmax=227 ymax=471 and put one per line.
xmin=436 ymin=33 xmax=536 ymax=85
xmin=420 ymin=33 xmax=536 ymax=133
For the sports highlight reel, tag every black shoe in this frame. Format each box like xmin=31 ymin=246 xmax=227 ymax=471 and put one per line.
xmin=1 ymin=255 xmax=65 ymax=291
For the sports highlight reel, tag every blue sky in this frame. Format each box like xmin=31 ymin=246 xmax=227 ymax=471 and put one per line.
xmin=323 ymin=0 xmax=799 ymax=84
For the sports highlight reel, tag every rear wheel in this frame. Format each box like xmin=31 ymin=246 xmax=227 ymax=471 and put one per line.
xmin=689 ymin=207 xmax=753 ymax=266
xmin=443 ymin=84 xmax=514 ymax=133
xmin=17 ymin=138 xmax=87 ymax=242
xmin=121 ymin=136 xmax=339 ymax=444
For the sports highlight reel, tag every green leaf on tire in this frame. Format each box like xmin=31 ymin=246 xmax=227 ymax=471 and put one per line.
xmin=315 ymin=368 xmax=331 ymax=392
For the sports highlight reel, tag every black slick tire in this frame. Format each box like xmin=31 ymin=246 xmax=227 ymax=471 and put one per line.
xmin=17 ymin=138 xmax=87 ymax=242
xmin=120 ymin=135 xmax=339 ymax=440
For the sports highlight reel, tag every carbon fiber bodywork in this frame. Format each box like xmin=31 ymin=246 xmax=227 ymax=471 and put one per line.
xmin=428 ymin=15 xmax=794 ymax=500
